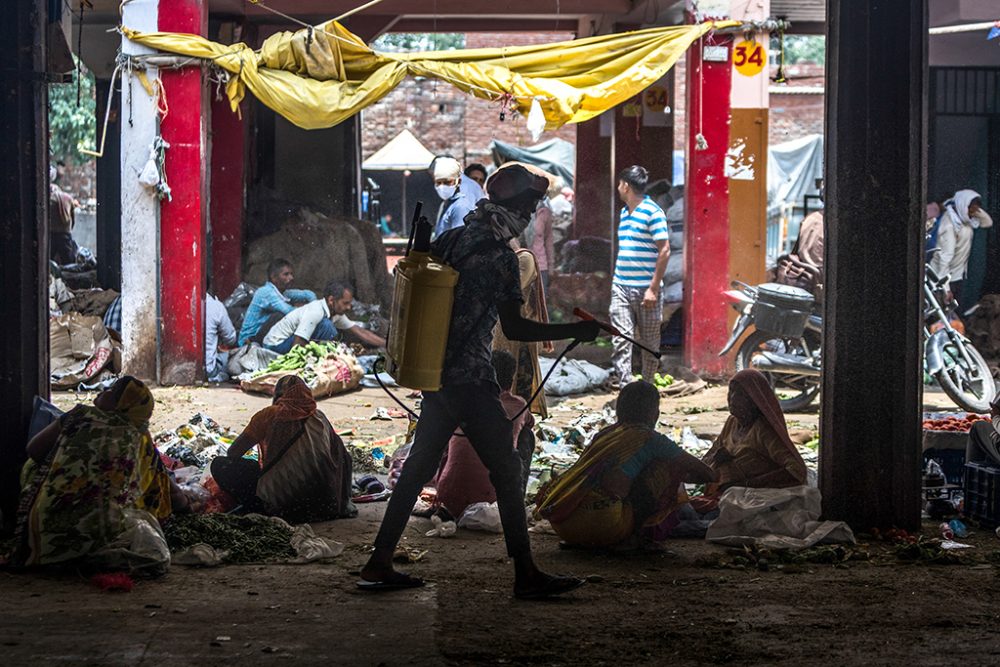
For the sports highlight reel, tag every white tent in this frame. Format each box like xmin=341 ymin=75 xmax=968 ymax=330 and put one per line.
xmin=362 ymin=129 xmax=436 ymax=171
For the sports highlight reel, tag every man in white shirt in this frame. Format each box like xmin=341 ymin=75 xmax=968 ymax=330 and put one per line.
xmin=262 ymin=281 xmax=385 ymax=354
xmin=206 ymin=290 xmax=237 ymax=382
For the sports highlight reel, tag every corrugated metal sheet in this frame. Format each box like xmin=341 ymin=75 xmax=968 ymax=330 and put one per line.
xmin=931 ymin=67 xmax=1000 ymax=115
xmin=771 ymin=0 xmax=825 ymax=23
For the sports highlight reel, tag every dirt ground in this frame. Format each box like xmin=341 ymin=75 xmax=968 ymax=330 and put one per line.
xmin=3 ymin=385 xmax=993 ymax=666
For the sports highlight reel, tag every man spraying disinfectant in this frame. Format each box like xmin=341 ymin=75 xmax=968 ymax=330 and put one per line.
xmin=360 ymin=164 xmax=601 ymax=599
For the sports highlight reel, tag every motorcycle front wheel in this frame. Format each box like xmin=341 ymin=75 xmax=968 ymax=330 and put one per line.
xmin=934 ymin=338 xmax=997 ymax=414
xmin=735 ymin=329 xmax=821 ymax=413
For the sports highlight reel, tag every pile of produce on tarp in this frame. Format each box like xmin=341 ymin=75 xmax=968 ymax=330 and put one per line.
xmin=922 ymin=413 xmax=989 ymax=432
xmin=164 ymin=514 xmax=344 ymax=566
xmin=240 ymin=341 xmax=363 ymax=399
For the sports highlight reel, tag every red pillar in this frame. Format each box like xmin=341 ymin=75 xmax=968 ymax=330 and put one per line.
xmin=573 ymin=117 xmax=613 ymax=240
xmin=158 ymin=0 xmax=207 ymax=384
xmin=682 ymin=34 xmax=733 ymax=375
xmin=209 ymin=96 xmax=245 ymax=298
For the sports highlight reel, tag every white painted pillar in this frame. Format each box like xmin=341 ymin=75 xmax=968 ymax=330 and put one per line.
xmin=120 ymin=0 xmax=160 ymax=380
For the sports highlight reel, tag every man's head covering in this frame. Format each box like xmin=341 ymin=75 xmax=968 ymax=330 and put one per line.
xmin=432 ymin=156 xmax=462 ymax=181
xmin=486 ymin=163 xmax=549 ymax=210
xmin=945 ymin=189 xmax=982 ymax=228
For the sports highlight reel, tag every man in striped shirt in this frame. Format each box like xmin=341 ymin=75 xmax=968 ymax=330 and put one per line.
xmin=610 ymin=165 xmax=670 ymax=387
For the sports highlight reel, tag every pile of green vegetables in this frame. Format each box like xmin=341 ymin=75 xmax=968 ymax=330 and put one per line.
xmin=164 ymin=514 xmax=297 ymax=563
xmin=259 ymin=341 xmax=346 ymax=374
xmin=635 ymin=372 xmax=675 ymax=388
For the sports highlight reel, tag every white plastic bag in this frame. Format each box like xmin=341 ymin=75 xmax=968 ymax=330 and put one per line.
xmin=138 ymin=148 xmax=160 ymax=189
xmin=457 ymin=502 xmax=503 ymax=533
xmin=89 ymin=509 xmax=171 ymax=576
xmin=526 ymin=98 xmax=546 ymax=142
xmin=705 ymin=486 xmax=856 ymax=549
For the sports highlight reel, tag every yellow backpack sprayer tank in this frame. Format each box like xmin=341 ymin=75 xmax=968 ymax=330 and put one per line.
xmin=385 ymin=205 xmax=458 ymax=391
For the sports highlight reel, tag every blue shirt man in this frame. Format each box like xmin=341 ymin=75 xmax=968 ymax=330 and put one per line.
xmin=432 ymin=157 xmax=484 ymax=239
xmin=238 ymin=259 xmax=316 ymax=345
xmin=609 ymin=166 xmax=671 ymax=386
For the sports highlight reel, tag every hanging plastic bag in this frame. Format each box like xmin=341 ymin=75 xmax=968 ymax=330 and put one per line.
xmin=526 ymin=98 xmax=546 ymax=142
xmin=138 ymin=146 xmax=160 ymax=189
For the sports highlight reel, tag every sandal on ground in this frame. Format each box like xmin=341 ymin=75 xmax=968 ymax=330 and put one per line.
xmin=356 ymin=572 xmax=425 ymax=592
xmin=513 ymin=575 xmax=585 ymax=600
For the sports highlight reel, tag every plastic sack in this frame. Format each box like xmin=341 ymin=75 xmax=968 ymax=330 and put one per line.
xmin=138 ymin=150 xmax=160 ymax=188
xmin=537 ymin=357 xmax=611 ymax=396
xmin=226 ymin=342 xmax=279 ymax=377
xmin=457 ymin=502 xmax=503 ymax=533
xmin=705 ymin=486 xmax=856 ymax=549
xmin=88 ymin=509 xmax=171 ymax=577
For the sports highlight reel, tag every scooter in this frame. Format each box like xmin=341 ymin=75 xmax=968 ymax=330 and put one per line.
xmin=719 ymin=258 xmax=996 ymax=413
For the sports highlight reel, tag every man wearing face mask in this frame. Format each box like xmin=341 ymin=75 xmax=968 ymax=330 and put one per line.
xmin=359 ymin=164 xmax=601 ymax=600
xmin=430 ymin=155 xmax=484 ymax=239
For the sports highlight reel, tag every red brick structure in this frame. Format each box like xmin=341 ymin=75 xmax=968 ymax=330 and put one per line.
xmin=361 ymin=32 xmax=578 ymax=166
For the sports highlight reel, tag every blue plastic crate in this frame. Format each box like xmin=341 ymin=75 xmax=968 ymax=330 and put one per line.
xmin=964 ymin=462 xmax=1000 ymax=527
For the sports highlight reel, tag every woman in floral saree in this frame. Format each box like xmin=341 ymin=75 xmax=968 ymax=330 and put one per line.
xmin=8 ymin=376 xmax=184 ymax=567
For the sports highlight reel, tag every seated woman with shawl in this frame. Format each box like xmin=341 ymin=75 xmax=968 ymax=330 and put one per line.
xmin=703 ymin=369 xmax=807 ymax=491
xmin=211 ymin=375 xmax=355 ymax=523
xmin=9 ymin=377 xmax=184 ymax=568
xmin=665 ymin=370 xmax=808 ymax=538
xmin=535 ymin=381 xmax=716 ymax=549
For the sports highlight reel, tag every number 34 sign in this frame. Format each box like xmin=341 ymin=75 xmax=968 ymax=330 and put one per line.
xmin=733 ymin=40 xmax=766 ymax=77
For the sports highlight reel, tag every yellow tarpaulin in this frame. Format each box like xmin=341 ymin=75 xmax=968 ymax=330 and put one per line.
xmin=122 ymin=20 xmax=736 ymax=131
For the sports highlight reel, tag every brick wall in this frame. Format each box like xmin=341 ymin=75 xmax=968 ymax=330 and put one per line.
xmin=361 ymin=31 xmax=577 ymax=167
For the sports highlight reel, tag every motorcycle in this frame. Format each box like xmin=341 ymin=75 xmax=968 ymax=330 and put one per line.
xmin=720 ymin=257 xmax=997 ymax=413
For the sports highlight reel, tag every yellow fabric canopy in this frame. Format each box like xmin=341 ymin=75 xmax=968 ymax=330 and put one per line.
xmin=122 ymin=20 xmax=736 ymax=131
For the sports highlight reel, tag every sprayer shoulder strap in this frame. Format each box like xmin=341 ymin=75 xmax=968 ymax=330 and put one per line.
xmin=433 ymin=226 xmax=505 ymax=270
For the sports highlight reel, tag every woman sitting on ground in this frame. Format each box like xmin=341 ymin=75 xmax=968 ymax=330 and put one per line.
xmin=9 ymin=377 xmax=186 ymax=567
xmin=211 ymin=375 xmax=356 ymax=523
xmin=535 ymin=381 xmax=716 ymax=549
xmin=664 ymin=370 xmax=809 ymax=539
xmin=702 ymin=369 xmax=807 ymax=492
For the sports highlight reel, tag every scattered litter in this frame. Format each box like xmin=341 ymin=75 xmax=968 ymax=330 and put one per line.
xmin=425 ymin=515 xmax=457 ymax=538
xmin=940 ymin=540 xmax=973 ymax=550
xmin=393 ymin=546 xmax=427 ymax=563
xmin=154 ymin=413 xmax=238 ymax=468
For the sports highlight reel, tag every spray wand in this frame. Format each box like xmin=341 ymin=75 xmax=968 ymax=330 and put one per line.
xmin=572 ymin=307 xmax=662 ymax=359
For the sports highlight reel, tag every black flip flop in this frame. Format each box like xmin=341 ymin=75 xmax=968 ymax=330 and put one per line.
xmin=514 ymin=575 xmax=586 ymax=600
xmin=356 ymin=574 xmax=425 ymax=592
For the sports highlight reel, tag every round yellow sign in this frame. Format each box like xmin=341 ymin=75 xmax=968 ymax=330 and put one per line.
xmin=733 ymin=40 xmax=766 ymax=77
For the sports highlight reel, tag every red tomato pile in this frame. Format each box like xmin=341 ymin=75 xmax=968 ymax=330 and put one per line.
xmin=922 ymin=413 xmax=989 ymax=432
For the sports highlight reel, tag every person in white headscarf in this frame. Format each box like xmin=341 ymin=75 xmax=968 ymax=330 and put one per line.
xmin=930 ymin=189 xmax=993 ymax=301
xmin=429 ymin=155 xmax=484 ymax=239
